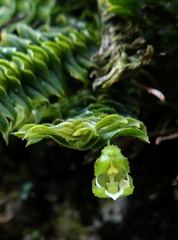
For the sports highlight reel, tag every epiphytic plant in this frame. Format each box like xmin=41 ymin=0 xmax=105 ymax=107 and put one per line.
xmin=0 ymin=0 xmax=152 ymax=200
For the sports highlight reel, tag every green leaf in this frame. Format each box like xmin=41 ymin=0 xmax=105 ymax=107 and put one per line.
xmin=0 ymin=47 xmax=17 ymax=61
xmin=56 ymin=39 xmax=89 ymax=85
xmin=106 ymin=0 xmax=143 ymax=20
xmin=0 ymin=113 xmax=9 ymax=132
xmin=0 ymin=64 xmax=31 ymax=110
xmin=0 ymin=86 xmax=16 ymax=120
xmin=0 ymin=1 xmax=16 ymax=28
xmin=14 ymin=114 xmax=148 ymax=150
xmin=17 ymin=24 xmax=42 ymax=44
xmin=1 ymin=33 xmax=30 ymax=53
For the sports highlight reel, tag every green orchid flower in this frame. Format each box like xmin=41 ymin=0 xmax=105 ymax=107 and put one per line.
xmin=92 ymin=145 xmax=134 ymax=200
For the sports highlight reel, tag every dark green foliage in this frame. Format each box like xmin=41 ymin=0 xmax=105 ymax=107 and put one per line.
xmin=0 ymin=0 xmax=178 ymax=239
xmin=0 ymin=0 xmax=149 ymax=148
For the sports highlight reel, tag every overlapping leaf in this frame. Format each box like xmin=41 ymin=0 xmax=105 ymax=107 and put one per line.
xmin=0 ymin=0 xmax=149 ymax=149
xmin=14 ymin=113 xmax=148 ymax=150
xmin=0 ymin=22 xmax=97 ymax=139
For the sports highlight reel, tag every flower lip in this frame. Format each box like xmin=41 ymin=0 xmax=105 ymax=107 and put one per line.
xmin=95 ymin=172 xmax=133 ymax=200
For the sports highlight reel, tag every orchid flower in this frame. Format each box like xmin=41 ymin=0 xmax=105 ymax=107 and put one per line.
xmin=92 ymin=145 xmax=134 ymax=200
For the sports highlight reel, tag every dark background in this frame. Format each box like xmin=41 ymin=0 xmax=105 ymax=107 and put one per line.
xmin=0 ymin=134 xmax=178 ymax=240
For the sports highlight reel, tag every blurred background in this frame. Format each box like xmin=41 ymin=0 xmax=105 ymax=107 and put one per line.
xmin=0 ymin=134 xmax=178 ymax=240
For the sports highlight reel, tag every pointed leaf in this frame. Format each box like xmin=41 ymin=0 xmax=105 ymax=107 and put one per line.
xmin=0 ymin=86 xmax=16 ymax=120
